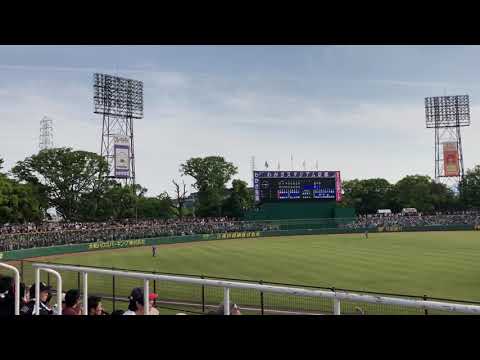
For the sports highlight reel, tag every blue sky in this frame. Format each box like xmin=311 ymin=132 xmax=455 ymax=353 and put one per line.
xmin=0 ymin=46 xmax=478 ymax=196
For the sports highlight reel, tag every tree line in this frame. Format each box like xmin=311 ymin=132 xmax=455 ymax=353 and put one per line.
xmin=340 ymin=170 xmax=480 ymax=215
xmin=1 ymin=147 xmax=479 ymax=223
xmin=0 ymin=148 xmax=253 ymax=224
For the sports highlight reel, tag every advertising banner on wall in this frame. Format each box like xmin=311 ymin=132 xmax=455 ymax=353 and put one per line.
xmin=114 ymin=136 xmax=130 ymax=178
xmin=443 ymin=142 xmax=460 ymax=177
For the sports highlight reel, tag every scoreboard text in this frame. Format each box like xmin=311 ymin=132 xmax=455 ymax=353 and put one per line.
xmin=253 ymin=171 xmax=342 ymax=203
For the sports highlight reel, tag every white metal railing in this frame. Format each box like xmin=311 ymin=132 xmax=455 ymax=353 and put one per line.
xmin=0 ymin=263 xmax=20 ymax=315
xmin=34 ymin=267 xmax=62 ymax=315
xmin=29 ymin=262 xmax=480 ymax=315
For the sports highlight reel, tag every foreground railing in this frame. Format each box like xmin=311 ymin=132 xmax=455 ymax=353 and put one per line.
xmin=0 ymin=262 xmax=20 ymax=315
xmin=28 ymin=262 xmax=480 ymax=315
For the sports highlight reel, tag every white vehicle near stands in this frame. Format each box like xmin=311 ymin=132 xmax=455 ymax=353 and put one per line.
xmin=402 ymin=208 xmax=418 ymax=216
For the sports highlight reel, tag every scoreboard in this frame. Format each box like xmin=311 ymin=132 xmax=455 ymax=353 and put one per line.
xmin=253 ymin=170 xmax=342 ymax=203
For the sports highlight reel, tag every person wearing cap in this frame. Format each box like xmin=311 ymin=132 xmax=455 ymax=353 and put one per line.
xmin=123 ymin=287 xmax=145 ymax=315
xmin=63 ymin=289 xmax=81 ymax=315
xmin=148 ymin=293 xmax=159 ymax=315
xmin=21 ymin=282 xmax=54 ymax=315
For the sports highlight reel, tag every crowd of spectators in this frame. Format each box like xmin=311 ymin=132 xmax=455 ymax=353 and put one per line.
xmin=0 ymin=276 xmax=240 ymax=316
xmin=2 ymin=210 xmax=480 ymax=252
xmin=343 ymin=211 xmax=480 ymax=229
xmin=0 ymin=218 xmax=279 ymax=252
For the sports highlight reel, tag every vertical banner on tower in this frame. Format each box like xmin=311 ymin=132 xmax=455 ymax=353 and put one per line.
xmin=335 ymin=171 xmax=342 ymax=202
xmin=114 ymin=136 xmax=130 ymax=178
xmin=443 ymin=142 xmax=460 ymax=177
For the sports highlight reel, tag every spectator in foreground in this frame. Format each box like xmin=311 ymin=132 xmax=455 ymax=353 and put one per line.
xmin=19 ymin=283 xmax=29 ymax=307
xmin=22 ymin=282 xmax=54 ymax=315
xmin=215 ymin=302 xmax=242 ymax=315
xmin=51 ymin=292 xmax=66 ymax=315
xmin=148 ymin=293 xmax=160 ymax=315
xmin=87 ymin=296 xmax=106 ymax=315
xmin=124 ymin=287 xmax=145 ymax=315
xmin=0 ymin=276 xmax=14 ymax=316
xmin=63 ymin=289 xmax=82 ymax=315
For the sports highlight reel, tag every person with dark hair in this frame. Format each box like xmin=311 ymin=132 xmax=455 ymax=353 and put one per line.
xmin=63 ymin=289 xmax=81 ymax=315
xmin=87 ymin=296 xmax=105 ymax=315
xmin=152 ymin=245 xmax=157 ymax=257
xmin=123 ymin=287 xmax=145 ymax=315
xmin=19 ymin=283 xmax=30 ymax=315
xmin=22 ymin=282 xmax=54 ymax=315
xmin=0 ymin=276 xmax=14 ymax=316
xmin=19 ymin=283 xmax=29 ymax=308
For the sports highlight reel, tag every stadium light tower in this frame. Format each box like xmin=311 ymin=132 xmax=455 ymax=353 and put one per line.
xmin=425 ymin=95 xmax=471 ymax=187
xmin=39 ymin=116 xmax=53 ymax=151
xmin=93 ymin=73 xmax=143 ymax=186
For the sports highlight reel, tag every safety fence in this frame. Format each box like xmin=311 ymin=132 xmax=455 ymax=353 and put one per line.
xmin=4 ymin=259 xmax=480 ymax=315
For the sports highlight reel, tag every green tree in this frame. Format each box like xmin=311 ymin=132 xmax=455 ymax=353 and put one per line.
xmin=341 ymin=178 xmax=393 ymax=214
xmin=0 ymin=172 xmax=42 ymax=224
xmin=180 ymin=156 xmax=238 ymax=217
xmin=459 ymin=165 xmax=480 ymax=209
xmin=222 ymin=179 xmax=254 ymax=218
xmin=390 ymin=175 xmax=455 ymax=214
xmin=341 ymin=175 xmax=458 ymax=214
xmin=430 ymin=181 xmax=458 ymax=212
xmin=0 ymin=174 xmax=15 ymax=222
xmin=12 ymin=148 xmax=109 ymax=221
xmin=137 ymin=192 xmax=176 ymax=219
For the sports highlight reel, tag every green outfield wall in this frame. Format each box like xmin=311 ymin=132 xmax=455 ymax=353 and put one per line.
xmin=1 ymin=224 xmax=478 ymax=261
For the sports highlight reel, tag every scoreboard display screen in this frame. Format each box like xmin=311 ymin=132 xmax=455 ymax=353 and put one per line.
xmin=254 ymin=170 xmax=342 ymax=203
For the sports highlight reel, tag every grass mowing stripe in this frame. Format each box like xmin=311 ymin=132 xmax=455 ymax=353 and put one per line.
xmin=13 ymin=231 xmax=480 ymax=311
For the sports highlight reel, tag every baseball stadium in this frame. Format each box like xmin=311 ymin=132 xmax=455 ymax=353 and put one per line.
xmin=1 ymin=47 xmax=480 ymax=316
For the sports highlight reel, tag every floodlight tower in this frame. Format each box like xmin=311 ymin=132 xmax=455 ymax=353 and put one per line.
xmin=39 ymin=116 xmax=53 ymax=151
xmin=424 ymin=95 xmax=471 ymax=187
xmin=93 ymin=73 xmax=143 ymax=187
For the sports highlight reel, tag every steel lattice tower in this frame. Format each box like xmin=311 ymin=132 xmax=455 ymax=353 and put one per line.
xmin=425 ymin=95 xmax=471 ymax=187
xmin=39 ymin=116 xmax=53 ymax=151
xmin=93 ymin=73 xmax=143 ymax=186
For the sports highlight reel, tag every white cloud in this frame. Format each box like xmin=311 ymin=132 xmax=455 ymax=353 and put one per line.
xmin=1 ymin=64 xmax=479 ymax=198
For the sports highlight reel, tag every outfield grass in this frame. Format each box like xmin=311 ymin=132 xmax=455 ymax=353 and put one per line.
xmin=17 ymin=231 xmax=480 ymax=314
